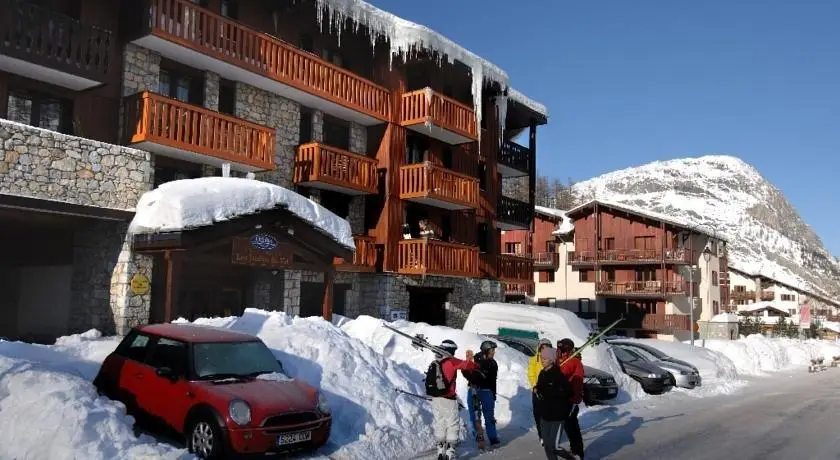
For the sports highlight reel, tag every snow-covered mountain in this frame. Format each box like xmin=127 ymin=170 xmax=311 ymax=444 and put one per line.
xmin=572 ymin=155 xmax=840 ymax=298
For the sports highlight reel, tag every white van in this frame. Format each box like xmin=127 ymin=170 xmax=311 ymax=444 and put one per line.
xmin=463 ymin=302 xmax=593 ymax=345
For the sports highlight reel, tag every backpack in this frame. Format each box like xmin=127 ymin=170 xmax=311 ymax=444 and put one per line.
xmin=424 ymin=358 xmax=452 ymax=397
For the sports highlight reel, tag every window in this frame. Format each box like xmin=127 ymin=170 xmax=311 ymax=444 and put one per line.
xmin=713 ymin=300 xmax=719 ymax=316
xmin=579 ymin=270 xmax=592 ymax=283
xmin=634 ymin=267 xmax=656 ymax=282
xmin=604 ymin=268 xmax=616 ymax=282
xmin=538 ymin=271 xmax=555 ymax=283
xmin=603 ymin=237 xmax=615 ymax=250
xmin=320 ymin=190 xmax=351 ymax=218
xmin=504 ymin=242 xmax=522 ymax=254
xmin=578 ymin=298 xmax=591 ymax=313
xmin=478 ymin=161 xmax=487 ymax=191
xmin=546 ymin=241 xmax=557 ymax=253
xmin=405 ymin=134 xmax=429 ymax=164
xmin=6 ymin=90 xmax=72 ymax=134
xmin=734 ymin=285 xmax=746 ymax=293
xmin=115 ymin=332 xmax=152 ymax=362
xmin=440 ymin=145 xmax=453 ymax=169
xmin=712 ymin=271 xmax=718 ymax=286
xmin=634 ymin=236 xmax=655 ymax=250
xmin=781 ymin=294 xmax=795 ymax=302
xmin=477 ymin=223 xmax=489 ymax=253
xmin=323 ymin=115 xmax=350 ymax=150
xmin=299 ymin=107 xmax=313 ymax=144
xmin=146 ymin=337 xmax=188 ymax=375
xmin=218 ymin=79 xmax=236 ymax=115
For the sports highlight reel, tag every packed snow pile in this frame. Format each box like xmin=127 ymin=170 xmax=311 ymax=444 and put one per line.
xmin=0 ymin=338 xmax=190 ymax=460
xmin=176 ymin=309 xmax=434 ymax=459
xmin=700 ymin=334 xmax=840 ymax=376
xmin=128 ymin=177 xmax=354 ymax=249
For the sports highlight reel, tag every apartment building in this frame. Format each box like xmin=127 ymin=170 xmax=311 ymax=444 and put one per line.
xmin=730 ymin=267 xmax=840 ymax=322
xmin=503 ymin=201 xmax=726 ymax=342
xmin=0 ymin=0 xmax=546 ymax=341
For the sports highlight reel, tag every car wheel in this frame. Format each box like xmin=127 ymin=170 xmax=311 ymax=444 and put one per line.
xmin=188 ymin=417 xmax=226 ymax=459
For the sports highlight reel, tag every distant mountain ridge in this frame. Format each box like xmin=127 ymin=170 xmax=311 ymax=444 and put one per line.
xmin=571 ymin=155 xmax=840 ymax=299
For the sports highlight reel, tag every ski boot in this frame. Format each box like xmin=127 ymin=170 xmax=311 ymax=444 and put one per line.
xmin=445 ymin=443 xmax=457 ymax=460
xmin=436 ymin=442 xmax=446 ymax=460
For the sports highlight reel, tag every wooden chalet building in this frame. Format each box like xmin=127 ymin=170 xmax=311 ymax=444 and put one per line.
xmin=0 ymin=0 xmax=546 ymax=341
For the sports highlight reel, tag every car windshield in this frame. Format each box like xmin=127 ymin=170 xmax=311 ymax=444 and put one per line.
xmin=634 ymin=344 xmax=667 ymax=359
xmin=627 ymin=347 xmax=658 ymax=361
xmin=193 ymin=340 xmax=285 ymax=380
xmin=612 ymin=346 xmax=641 ymax=363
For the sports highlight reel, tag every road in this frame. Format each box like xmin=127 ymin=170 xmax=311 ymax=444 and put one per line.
xmin=420 ymin=368 xmax=840 ymax=460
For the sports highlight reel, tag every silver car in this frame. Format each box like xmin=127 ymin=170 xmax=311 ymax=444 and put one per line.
xmin=615 ymin=345 xmax=701 ymax=389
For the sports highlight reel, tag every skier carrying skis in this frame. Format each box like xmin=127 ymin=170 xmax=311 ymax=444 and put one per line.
xmin=463 ymin=340 xmax=500 ymax=446
xmin=528 ymin=338 xmax=553 ymax=446
xmin=535 ymin=346 xmax=573 ymax=460
xmin=425 ymin=339 xmax=480 ymax=460
xmin=557 ymin=338 xmax=586 ymax=459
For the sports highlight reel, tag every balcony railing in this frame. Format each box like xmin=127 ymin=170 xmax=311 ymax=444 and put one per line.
xmin=595 ymin=281 xmax=696 ymax=297
xmin=760 ymin=290 xmax=775 ymax=301
xmin=399 ymin=162 xmax=479 ymax=210
xmin=498 ymin=140 xmax=531 ymax=177
xmin=504 ymin=282 xmax=535 ymax=297
xmin=334 ymin=235 xmax=377 ymax=272
xmin=0 ymin=0 xmax=113 ymax=88
xmin=294 ymin=143 xmax=378 ymax=195
xmin=531 ymin=252 xmax=560 ymax=270
xmin=641 ymin=314 xmax=692 ymax=332
xmin=497 ymin=195 xmax=532 ymax=230
xmin=568 ymin=249 xmax=694 ymax=265
xmin=397 ymin=238 xmax=479 ymax=277
xmin=483 ymin=253 xmax=534 ymax=283
xmin=123 ymin=91 xmax=275 ymax=170
xmin=141 ymin=0 xmax=390 ymax=122
xmin=400 ymin=88 xmax=477 ymax=144
xmin=730 ymin=290 xmax=756 ymax=301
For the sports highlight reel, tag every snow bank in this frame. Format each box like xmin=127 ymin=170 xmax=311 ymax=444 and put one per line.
xmin=0 ymin=339 xmax=189 ymax=460
xmin=693 ymin=335 xmax=840 ymax=376
xmin=128 ymin=177 xmax=354 ymax=249
xmin=176 ymin=309 xmax=434 ymax=459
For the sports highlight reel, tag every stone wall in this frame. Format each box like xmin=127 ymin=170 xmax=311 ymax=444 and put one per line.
xmin=234 ymin=82 xmax=299 ymax=188
xmin=122 ymin=43 xmax=161 ymax=96
xmin=204 ymin=71 xmax=220 ymax=111
xmin=283 ymin=270 xmax=302 ymax=315
xmin=0 ymin=119 xmax=152 ymax=210
xmin=70 ymin=221 xmax=153 ymax=336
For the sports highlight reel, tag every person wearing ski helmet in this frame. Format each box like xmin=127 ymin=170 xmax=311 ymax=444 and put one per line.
xmin=557 ymin=338 xmax=585 ymax=459
xmin=430 ymin=339 xmax=479 ymax=460
xmin=463 ymin=340 xmax=500 ymax=446
xmin=528 ymin=338 xmax=553 ymax=445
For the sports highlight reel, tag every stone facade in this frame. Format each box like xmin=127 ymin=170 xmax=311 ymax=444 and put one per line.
xmin=70 ymin=221 xmax=153 ymax=336
xmin=204 ymin=71 xmax=220 ymax=111
xmin=283 ymin=270 xmax=302 ymax=315
xmin=0 ymin=119 xmax=152 ymax=210
xmin=122 ymin=43 xmax=161 ymax=96
xmin=346 ymin=197 xmax=365 ymax=234
xmin=311 ymin=110 xmax=324 ymax=143
xmin=349 ymin=122 xmax=367 ymax=155
xmin=234 ymin=82 xmax=300 ymax=188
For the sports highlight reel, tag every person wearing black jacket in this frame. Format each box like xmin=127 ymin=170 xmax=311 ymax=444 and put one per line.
xmin=535 ymin=346 xmax=574 ymax=460
xmin=463 ymin=340 xmax=500 ymax=445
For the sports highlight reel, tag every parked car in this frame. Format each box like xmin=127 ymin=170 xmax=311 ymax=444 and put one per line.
xmin=93 ymin=324 xmax=332 ymax=459
xmin=614 ymin=345 xmax=701 ymax=389
xmin=488 ymin=335 xmax=619 ymax=405
xmin=610 ymin=346 xmax=674 ymax=395
xmin=606 ymin=339 xmax=700 ymax=374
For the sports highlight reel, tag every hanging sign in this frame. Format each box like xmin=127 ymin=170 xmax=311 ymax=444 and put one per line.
xmin=232 ymin=233 xmax=292 ymax=269
xmin=130 ymin=273 xmax=151 ymax=296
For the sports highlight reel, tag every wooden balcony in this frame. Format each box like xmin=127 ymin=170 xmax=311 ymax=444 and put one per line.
xmin=497 ymin=195 xmax=532 ymax=230
xmin=595 ymin=281 xmax=696 ymax=298
xmin=132 ymin=0 xmax=390 ymax=125
xmin=400 ymin=88 xmax=478 ymax=145
xmin=397 ymin=238 xmax=479 ymax=277
xmin=123 ymin=91 xmax=275 ymax=171
xmin=598 ymin=310 xmax=691 ymax=332
xmin=731 ymin=290 xmax=756 ymax=301
xmin=294 ymin=143 xmax=378 ymax=195
xmin=0 ymin=0 xmax=113 ymax=90
xmin=399 ymin=162 xmax=479 ymax=210
xmin=482 ymin=253 xmax=534 ymax=284
xmin=531 ymin=252 xmax=560 ymax=270
xmin=504 ymin=282 xmax=535 ymax=297
xmin=568 ymin=249 xmax=694 ymax=266
xmin=334 ymin=235 xmax=377 ymax=272
xmin=498 ymin=140 xmax=532 ymax=177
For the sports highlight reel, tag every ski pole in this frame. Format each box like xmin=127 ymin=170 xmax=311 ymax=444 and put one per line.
xmin=394 ymin=388 xmax=465 ymax=409
xmin=559 ymin=316 xmax=625 ymax=366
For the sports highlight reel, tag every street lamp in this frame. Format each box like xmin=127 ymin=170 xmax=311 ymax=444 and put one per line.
xmin=688 ymin=223 xmax=717 ymax=346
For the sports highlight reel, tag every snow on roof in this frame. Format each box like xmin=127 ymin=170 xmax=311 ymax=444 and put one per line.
xmin=568 ymin=199 xmax=725 ymax=241
xmin=128 ymin=177 xmax=354 ymax=249
xmin=508 ymin=88 xmax=548 ymax=118
xmin=737 ymin=302 xmax=789 ymax=315
xmin=821 ymin=321 xmax=840 ymax=333
xmin=710 ymin=312 xmax=740 ymax=323
xmin=535 ymin=206 xmax=575 ymax=236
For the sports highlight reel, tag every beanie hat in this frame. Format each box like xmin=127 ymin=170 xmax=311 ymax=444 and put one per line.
xmin=439 ymin=340 xmax=458 ymax=354
xmin=540 ymin=347 xmax=557 ymax=363
xmin=538 ymin=338 xmax=552 ymax=347
xmin=559 ymin=338 xmax=575 ymax=350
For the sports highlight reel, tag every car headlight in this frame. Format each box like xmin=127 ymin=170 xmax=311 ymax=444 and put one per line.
xmin=317 ymin=391 xmax=330 ymax=415
xmin=646 ymin=373 xmax=657 ymax=378
xmin=229 ymin=399 xmax=251 ymax=426
xmin=584 ymin=377 xmax=599 ymax=385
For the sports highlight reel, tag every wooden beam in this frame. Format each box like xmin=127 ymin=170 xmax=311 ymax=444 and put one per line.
xmin=163 ymin=249 xmax=182 ymax=323
xmin=322 ymin=269 xmax=334 ymax=321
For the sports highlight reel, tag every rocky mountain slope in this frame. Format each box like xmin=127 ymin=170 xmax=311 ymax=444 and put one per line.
xmin=571 ymin=155 xmax=840 ymax=298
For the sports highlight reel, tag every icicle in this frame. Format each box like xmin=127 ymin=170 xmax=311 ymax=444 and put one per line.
xmin=423 ymin=87 xmax=433 ymax=105
xmin=495 ymin=93 xmax=508 ymax=147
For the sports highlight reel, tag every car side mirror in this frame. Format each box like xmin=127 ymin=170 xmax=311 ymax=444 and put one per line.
xmin=156 ymin=367 xmax=177 ymax=381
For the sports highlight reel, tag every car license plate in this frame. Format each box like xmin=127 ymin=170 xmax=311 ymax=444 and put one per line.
xmin=277 ymin=431 xmax=312 ymax=446
xmin=607 ymin=388 xmax=617 ymax=395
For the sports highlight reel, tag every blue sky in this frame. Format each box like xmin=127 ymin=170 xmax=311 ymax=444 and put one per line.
xmin=372 ymin=0 xmax=840 ymax=254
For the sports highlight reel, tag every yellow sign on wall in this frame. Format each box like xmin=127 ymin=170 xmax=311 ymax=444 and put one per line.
xmin=130 ymin=273 xmax=151 ymax=296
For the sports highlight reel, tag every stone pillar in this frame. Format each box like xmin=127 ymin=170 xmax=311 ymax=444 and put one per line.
xmin=347 ymin=122 xmax=368 ymax=234
xmin=311 ymin=110 xmax=324 ymax=142
xmin=349 ymin=122 xmax=366 ymax=155
xmin=234 ymin=82 xmax=300 ymax=188
xmin=122 ymin=43 xmax=161 ymax=96
xmin=204 ymin=71 xmax=220 ymax=111
xmin=283 ymin=270 xmax=302 ymax=316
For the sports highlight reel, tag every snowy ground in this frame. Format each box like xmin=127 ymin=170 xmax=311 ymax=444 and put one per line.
xmin=1 ymin=310 xmax=839 ymax=460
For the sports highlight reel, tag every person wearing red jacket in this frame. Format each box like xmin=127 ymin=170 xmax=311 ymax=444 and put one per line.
xmin=557 ymin=338 xmax=585 ymax=460
xmin=431 ymin=340 xmax=480 ymax=460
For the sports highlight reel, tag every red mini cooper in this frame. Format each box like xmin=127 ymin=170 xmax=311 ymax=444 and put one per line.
xmin=93 ymin=324 xmax=332 ymax=458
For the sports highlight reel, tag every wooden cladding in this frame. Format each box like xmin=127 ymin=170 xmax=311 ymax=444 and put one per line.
xmin=294 ymin=143 xmax=378 ymax=195
xmin=397 ymin=238 xmax=479 ymax=277
xmin=399 ymin=162 xmax=479 ymax=210
xmin=123 ymin=91 xmax=275 ymax=170
xmin=641 ymin=314 xmax=691 ymax=332
xmin=400 ymin=88 xmax=478 ymax=142
xmin=595 ymin=281 xmax=696 ymax=297
xmin=145 ymin=0 xmax=390 ymax=121
xmin=0 ymin=0 xmax=113 ymax=83
xmin=530 ymin=252 xmax=560 ymax=270
xmin=567 ymin=249 xmax=694 ymax=265
xmin=334 ymin=235 xmax=377 ymax=272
